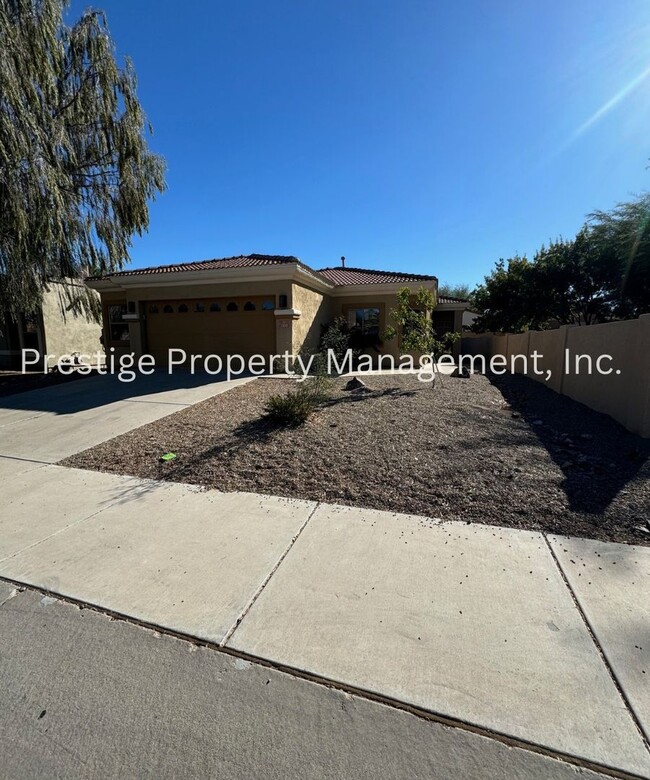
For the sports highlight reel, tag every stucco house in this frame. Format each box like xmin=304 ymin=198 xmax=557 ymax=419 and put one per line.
xmin=86 ymin=254 xmax=467 ymax=365
xmin=0 ymin=281 xmax=102 ymax=370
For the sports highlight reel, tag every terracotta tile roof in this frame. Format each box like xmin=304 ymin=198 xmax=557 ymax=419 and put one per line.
xmin=316 ymin=266 xmax=437 ymax=286
xmin=438 ymin=295 xmax=469 ymax=304
xmin=90 ymin=254 xmax=302 ymax=279
xmin=89 ymin=256 xmax=456 ymax=299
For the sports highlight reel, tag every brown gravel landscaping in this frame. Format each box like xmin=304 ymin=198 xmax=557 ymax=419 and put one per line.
xmin=63 ymin=373 xmax=650 ymax=545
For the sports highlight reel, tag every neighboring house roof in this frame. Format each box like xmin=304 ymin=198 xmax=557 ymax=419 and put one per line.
xmin=317 ymin=266 xmax=436 ymax=286
xmin=89 ymin=254 xmax=302 ymax=279
xmin=438 ymin=295 xmax=469 ymax=304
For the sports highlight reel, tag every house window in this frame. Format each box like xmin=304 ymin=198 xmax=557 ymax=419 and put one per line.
xmin=194 ymin=302 xmax=205 ymax=313
xmin=347 ymin=307 xmax=380 ymax=336
xmin=244 ymin=301 xmax=256 ymax=311
xmin=226 ymin=302 xmax=238 ymax=312
xmin=148 ymin=305 xmax=159 ymax=314
xmin=108 ymin=304 xmax=130 ymax=342
xmin=262 ymin=299 xmax=275 ymax=311
xmin=209 ymin=302 xmax=221 ymax=312
xmin=163 ymin=304 xmax=173 ymax=313
xmin=178 ymin=304 xmax=189 ymax=313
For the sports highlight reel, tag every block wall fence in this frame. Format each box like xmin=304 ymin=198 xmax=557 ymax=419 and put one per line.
xmin=461 ymin=314 xmax=650 ymax=438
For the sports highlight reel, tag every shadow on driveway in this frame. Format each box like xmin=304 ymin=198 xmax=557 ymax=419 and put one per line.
xmin=0 ymin=370 xmax=243 ymax=416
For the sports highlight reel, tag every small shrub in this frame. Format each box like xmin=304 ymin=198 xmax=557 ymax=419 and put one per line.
xmin=264 ymin=386 xmax=315 ymax=425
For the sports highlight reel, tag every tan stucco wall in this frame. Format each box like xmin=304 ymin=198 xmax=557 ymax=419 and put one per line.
xmin=291 ymin=283 xmax=331 ymax=354
xmin=122 ymin=280 xmax=290 ymax=304
xmin=462 ymin=316 xmax=650 ymax=437
xmin=41 ymin=283 xmax=103 ymax=365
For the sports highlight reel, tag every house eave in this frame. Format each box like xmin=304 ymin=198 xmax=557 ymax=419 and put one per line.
xmin=85 ymin=263 xmax=306 ymax=291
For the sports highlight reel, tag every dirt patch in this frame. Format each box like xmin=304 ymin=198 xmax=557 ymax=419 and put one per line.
xmin=63 ymin=373 xmax=650 ymax=545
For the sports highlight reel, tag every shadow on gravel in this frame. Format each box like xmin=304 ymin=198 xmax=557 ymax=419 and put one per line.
xmin=170 ymin=385 xmax=418 ymax=479
xmin=488 ymin=372 xmax=650 ymax=517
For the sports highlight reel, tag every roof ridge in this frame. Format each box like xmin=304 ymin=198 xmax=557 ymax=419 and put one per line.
xmin=88 ymin=253 xmax=304 ymax=280
xmin=317 ymin=266 xmax=435 ymax=278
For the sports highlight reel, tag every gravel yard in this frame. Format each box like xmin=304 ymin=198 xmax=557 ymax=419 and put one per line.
xmin=63 ymin=373 xmax=650 ymax=545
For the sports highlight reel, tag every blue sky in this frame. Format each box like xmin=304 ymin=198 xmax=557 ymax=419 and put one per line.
xmin=68 ymin=0 xmax=650 ymax=287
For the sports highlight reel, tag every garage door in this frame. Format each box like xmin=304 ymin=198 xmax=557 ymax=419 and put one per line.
xmin=145 ymin=296 xmax=276 ymax=365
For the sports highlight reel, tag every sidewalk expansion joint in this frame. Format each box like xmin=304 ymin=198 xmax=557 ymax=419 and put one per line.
xmin=220 ymin=501 xmax=321 ymax=646
xmin=0 ymin=574 xmax=648 ymax=780
xmin=0 ymin=454 xmax=50 ymax=466
xmin=543 ymin=532 xmax=650 ymax=755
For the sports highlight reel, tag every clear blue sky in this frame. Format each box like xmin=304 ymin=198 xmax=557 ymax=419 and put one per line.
xmin=68 ymin=0 xmax=650 ymax=287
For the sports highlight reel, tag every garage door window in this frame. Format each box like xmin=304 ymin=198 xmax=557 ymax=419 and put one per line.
xmin=262 ymin=299 xmax=275 ymax=310
xmin=244 ymin=301 xmax=256 ymax=311
xmin=227 ymin=302 xmax=238 ymax=312
xmin=178 ymin=304 xmax=188 ymax=313
xmin=194 ymin=303 xmax=205 ymax=313
xmin=210 ymin=302 xmax=221 ymax=312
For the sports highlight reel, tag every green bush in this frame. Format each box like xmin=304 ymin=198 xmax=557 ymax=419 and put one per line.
xmin=320 ymin=316 xmax=359 ymax=364
xmin=264 ymin=386 xmax=315 ymax=425
xmin=264 ymin=372 xmax=334 ymax=426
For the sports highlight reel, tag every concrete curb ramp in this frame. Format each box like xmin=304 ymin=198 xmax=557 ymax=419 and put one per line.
xmin=0 ymin=459 xmax=648 ymax=778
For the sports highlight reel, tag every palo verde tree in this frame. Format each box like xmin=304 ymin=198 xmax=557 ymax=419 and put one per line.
xmin=0 ymin=0 xmax=166 ymax=319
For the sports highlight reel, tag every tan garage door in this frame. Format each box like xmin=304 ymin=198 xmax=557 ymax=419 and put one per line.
xmin=145 ymin=296 xmax=276 ymax=365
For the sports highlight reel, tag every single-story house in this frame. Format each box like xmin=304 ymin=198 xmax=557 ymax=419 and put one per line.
xmin=86 ymin=254 xmax=468 ymax=365
xmin=0 ymin=281 xmax=102 ymax=370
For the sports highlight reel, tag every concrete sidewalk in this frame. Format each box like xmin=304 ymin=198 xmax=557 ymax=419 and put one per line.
xmin=1 ymin=457 xmax=649 ymax=778
xmin=1 ymin=375 xmax=649 ymax=778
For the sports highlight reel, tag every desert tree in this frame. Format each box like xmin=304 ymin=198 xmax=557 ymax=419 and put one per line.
xmin=0 ymin=0 xmax=166 ymax=319
xmin=384 ymin=286 xmax=459 ymax=379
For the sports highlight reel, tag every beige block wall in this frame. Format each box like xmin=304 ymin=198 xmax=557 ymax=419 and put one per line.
xmin=461 ymin=333 xmax=508 ymax=363
xmin=562 ymin=316 xmax=650 ymax=437
xmin=291 ymin=283 xmax=332 ymax=354
xmin=505 ymin=332 xmax=530 ymax=374
xmin=461 ymin=316 xmax=650 ymax=438
xmin=41 ymin=283 xmax=103 ymax=365
xmin=527 ymin=328 xmax=567 ymax=393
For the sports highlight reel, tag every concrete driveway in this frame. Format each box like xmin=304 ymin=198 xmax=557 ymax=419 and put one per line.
xmin=0 ymin=371 xmax=251 ymax=463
